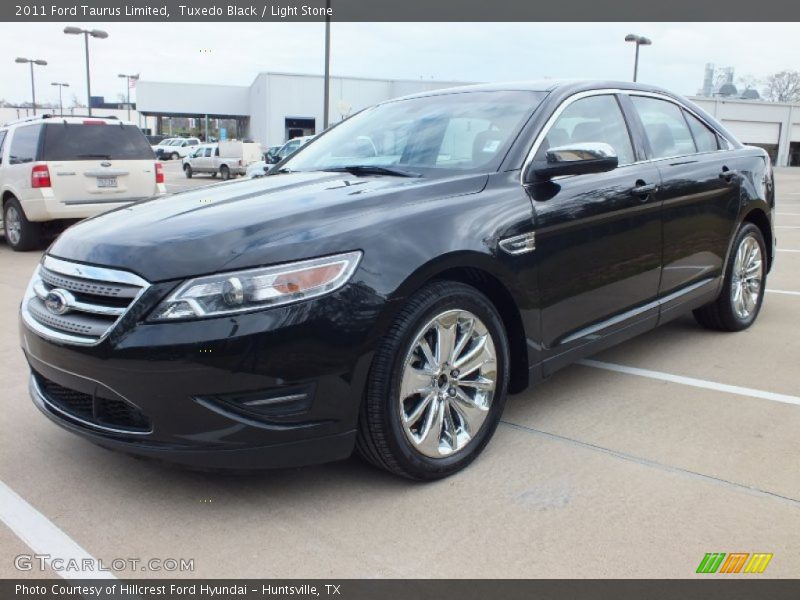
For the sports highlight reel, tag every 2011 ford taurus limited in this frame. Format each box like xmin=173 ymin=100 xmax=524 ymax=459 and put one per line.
xmin=19 ymin=81 xmax=775 ymax=480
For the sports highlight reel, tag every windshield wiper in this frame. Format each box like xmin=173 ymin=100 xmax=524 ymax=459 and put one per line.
xmin=323 ymin=165 xmax=421 ymax=178
xmin=267 ymin=167 xmax=294 ymax=175
xmin=76 ymin=153 xmax=112 ymax=159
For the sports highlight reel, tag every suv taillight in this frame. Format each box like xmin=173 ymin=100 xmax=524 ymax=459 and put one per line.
xmin=31 ymin=164 xmax=51 ymax=188
xmin=155 ymin=162 xmax=164 ymax=184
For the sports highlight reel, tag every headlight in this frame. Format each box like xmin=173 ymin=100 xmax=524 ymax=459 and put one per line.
xmin=149 ymin=251 xmax=362 ymax=321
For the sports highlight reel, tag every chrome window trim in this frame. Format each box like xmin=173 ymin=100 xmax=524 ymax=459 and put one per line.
xmin=520 ymin=88 xmax=736 ymax=185
xmin=21 ymin=256 xmax=151 ymax=347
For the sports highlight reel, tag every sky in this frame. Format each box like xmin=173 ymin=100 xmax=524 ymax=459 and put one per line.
xmin=0 ymin=22 xmax=798 ymax=106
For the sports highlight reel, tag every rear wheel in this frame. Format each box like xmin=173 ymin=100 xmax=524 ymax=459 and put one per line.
xmin=220 ymin=165 xmax=231 ymax=180
xmin=693 ymin=222 xmax=766 ymax=331
xmin=356 ymin=281 xmax=509 ymax=480
xmin=183 ymin=164 xmax=193 ymax=178
xmin=170 ymin=152 xmax=179 ymax=161
xmin=3 ymin=197 xmax=42 ymax=252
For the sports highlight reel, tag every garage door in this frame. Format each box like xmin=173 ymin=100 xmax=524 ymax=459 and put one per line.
xmin=722 ymin=120 xmax=780 ymax=145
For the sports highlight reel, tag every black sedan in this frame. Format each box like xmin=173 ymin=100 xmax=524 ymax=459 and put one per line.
xmin=19 ymin=80 xmax=775 ymax=479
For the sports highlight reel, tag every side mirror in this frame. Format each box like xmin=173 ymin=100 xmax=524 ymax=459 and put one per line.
xmin=525 ymin=142 xmax=618 ymax=182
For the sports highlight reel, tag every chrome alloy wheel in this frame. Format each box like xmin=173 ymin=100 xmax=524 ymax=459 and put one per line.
xmin=5 ymin=205 xmax=22 ymax=247
xmin=399 ymin=309 xmax=497 ymax=458
xmin=730 ymin=233 xmax=763 ymax=320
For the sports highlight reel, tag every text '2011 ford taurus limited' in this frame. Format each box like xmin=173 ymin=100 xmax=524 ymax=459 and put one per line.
xmin=19 ymin=81 xmax=775 ymax=480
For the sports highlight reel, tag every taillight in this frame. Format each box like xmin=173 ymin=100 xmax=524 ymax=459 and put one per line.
xmin=31 ymin=164 xmax=51 ymax=188
xmin=155 ymin=162 xmax=164 ymax=184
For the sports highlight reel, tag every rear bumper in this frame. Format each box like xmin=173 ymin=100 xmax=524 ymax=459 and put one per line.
xmin=19 ymin=192 xmax=161 ymax=222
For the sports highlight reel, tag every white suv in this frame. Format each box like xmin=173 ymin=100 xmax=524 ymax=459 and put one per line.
xmin=0 ymin=115 xmax=166 ymax=251
xmin=155 ymin=137 xmax=201 ymax=160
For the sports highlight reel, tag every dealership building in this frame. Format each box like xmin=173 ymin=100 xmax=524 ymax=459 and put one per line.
xmin=134 ymin=72 xmax=465 ymax=147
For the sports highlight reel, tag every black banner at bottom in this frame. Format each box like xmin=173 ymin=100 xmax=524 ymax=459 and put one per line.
xmin=3 ymin=579 xmax=800 ymax=600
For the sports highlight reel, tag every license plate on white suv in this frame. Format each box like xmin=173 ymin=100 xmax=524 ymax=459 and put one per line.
xmin=97 ymin=177 xmax=117 ymax=188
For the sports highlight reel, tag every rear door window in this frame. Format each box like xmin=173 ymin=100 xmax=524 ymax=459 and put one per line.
xmin=684 ymin=111 xmax=719 ymax=153
xmin=9 ymin=124 xmax=43 ymax=164
xmin=630 ymin=96 xmax=697 ymax=159
xmin=41 ymin=123 xmax=153 ymax=161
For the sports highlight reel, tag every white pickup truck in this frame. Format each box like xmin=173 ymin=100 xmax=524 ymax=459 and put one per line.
xmin=182 ymin=141 xmax=262 ymax=180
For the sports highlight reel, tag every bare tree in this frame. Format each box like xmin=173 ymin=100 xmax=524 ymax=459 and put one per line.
xmin=69 ymin=94 xmax=86 ymax=108
xmin=763 ymin=70 xmax=800 ymax=103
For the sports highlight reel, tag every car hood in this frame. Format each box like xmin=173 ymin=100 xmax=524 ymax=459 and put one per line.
xmin=48 ymin=170 xmax=488 ymax=282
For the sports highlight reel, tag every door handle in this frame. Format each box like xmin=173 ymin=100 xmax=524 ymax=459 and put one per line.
xmin=720 ymin=167 xmax=739 ymax=182
xmin=631 ymin=182 xmax=658 ymax=198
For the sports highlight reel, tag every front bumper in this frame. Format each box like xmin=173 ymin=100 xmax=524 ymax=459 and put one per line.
xmin=19 ymin=283 xmax=388 ymax=470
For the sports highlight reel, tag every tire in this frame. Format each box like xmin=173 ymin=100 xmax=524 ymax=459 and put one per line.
xmin=183 ymin=164 xmax=193 ymax=178
xmin=693 ymin=222 xmax=766 ymax=332
xmin=210 ymin=172 xmax=217 ymax=178
xmin=220 ymin=165 xmax=231 ymax=180
xmin=356 ymin=281 xmax=510 ymax=480
xmin=170 ymin=152 xmax=179 ymax=161
xmin=3 ymin=197 xmax=43 ymax=252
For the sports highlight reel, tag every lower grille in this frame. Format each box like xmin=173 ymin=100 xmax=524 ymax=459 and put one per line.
xmin=33 ymin=372 xmax=151 ymax=434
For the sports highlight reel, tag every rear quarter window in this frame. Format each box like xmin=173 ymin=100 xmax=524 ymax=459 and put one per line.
xmin=8 ymin=124 xmax=43 ymax=164
xmin=41 ymin=123 xmax=154 ymax=161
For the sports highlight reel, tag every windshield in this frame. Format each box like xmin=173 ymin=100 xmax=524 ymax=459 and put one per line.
xmin=282 ymin=90 xmax=545 ymax=175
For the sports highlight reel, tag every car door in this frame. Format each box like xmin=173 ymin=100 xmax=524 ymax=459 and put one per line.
xmin=527 ymin=93 xmax=663 ymax=359
xmin=627 ymin=94 xmax=740 ymax=305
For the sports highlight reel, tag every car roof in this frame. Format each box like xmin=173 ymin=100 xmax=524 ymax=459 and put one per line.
xmin=389 ymin=79 xmax=684 ymax=102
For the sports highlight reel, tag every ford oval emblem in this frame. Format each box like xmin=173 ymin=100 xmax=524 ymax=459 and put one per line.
xmin=44 ymin=289 xmax=71 ymax=315
xmin=100 ymin=161 xmax=112 ymax=167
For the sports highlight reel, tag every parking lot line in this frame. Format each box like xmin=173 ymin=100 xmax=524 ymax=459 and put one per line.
xmin=777 ymin=249 xmax=800 ymax=253
xmin=767 ymin=288 xmax=800 ymax=296
xmin=777 ymin=213 xmax=800 ymax=216
xmin=578 ymin=359 xmax=800 ymax=406
xmin=776 ymin=226 xmax=800 ymax=229
xmin=0 ymin=480 xmax=114 ymax=580
xmin=500 ymin=421 xmax=800 ymax=506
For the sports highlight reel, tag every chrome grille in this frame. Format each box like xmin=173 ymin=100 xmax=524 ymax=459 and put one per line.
xmin=21 ymin=256 xmax=149 ymax=346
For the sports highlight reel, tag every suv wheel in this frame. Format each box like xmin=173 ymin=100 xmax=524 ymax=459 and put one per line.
xmin=3 ymin=198 xmax=42 ymax=252
xmin=357 ymin=281 xmax=509 ymax=480
xmin=170 ymin=152 xmax=179 ymax=160
xmin=184 ymin=164 xmax=193 ymax=178
xmin=693 ymin=222 xmax=766 ymax=331
xmin=220 ymin=165 xmax=231 ymax=180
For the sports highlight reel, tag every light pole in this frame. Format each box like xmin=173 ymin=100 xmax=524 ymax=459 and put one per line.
xmin=118 ymin=73 xmax=138 ymax=121
xmin=15 ymin=57 xmax=47 ymax=115
xmin=624 ymin=34 xmax=652 ymax=83
xmin=64 ymin=26 xmax=108 ymax=116
xmin=51 ymin=82 xmax=69 ymax=116
xmin=322 ymin=0 xmax=331 ymax=131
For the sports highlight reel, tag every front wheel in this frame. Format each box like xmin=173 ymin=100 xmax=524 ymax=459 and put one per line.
xmin=357 ymin=281 xmax=509 ymax=480
xmin=170 ymin=152 xmax=179 ymax=161
xmin=693 ymin=222 xmax=766 ymax=331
